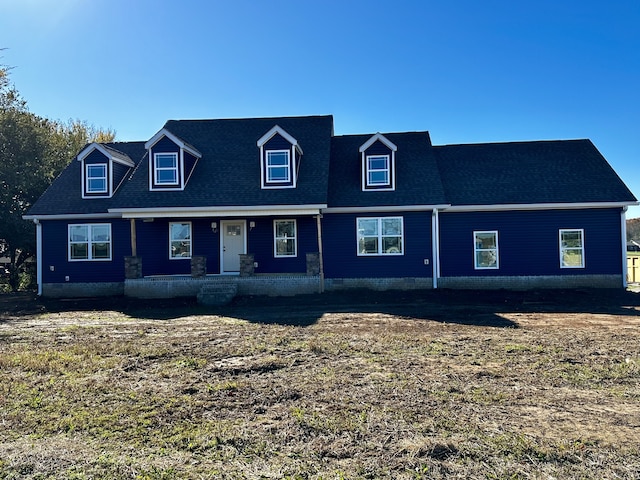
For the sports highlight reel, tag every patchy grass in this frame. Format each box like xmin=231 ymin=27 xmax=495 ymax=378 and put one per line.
xmin=0 ymin=290 xmax=639 ymax=479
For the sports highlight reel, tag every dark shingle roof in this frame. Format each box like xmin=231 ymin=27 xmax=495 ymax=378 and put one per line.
xmin=27 ymin=142 xmax=146 ymax=216
xmin=113 ymin=115 xmax=334 ymax=209
xmin=328 ymin=132 xmax=447 ymax=208
xmin=26 ymin=117 xmax=636 ymax=218
xmin=434 ymin=139 xmax=637 ymax=206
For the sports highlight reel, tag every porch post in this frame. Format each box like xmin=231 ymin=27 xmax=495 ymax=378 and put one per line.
xmin=130 ymin=218 xmax=137 ymax=257
xmin=316 ymin=214 xmax=325 ymax=293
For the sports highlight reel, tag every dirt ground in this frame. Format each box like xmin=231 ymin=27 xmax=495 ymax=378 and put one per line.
xmin=0 ymin=288 xmax=639 ymax=479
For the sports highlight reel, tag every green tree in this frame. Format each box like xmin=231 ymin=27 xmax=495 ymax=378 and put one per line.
xmin=627 ymin=218 xmax=640 ymax=243
xmin=0 ymin=64 xmax=115 ymax=291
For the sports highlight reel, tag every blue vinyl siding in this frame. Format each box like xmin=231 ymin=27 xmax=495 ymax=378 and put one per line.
xmin=322 ymin=211 xmax=433 ymax=278
xmin=184 ymin=152 xmax=198 ymax=183
xmin=133 ymin=216 xmax=317 ymax=276
xmin=363 ymin=140 xmax=394 ymax=190
xmin=83 ymin=150 xmax=110 ymax=197
xmin=135 ymin=218 xmax=219 ymax=276
xmin=262 ymin=134 xmax=295 ymax=188
xmin=247 ymin=216 xmax=318 ymax=273
xmin=150 ymin=136 xmax=181 ymax=189
xmin=438 ymin=208 xmax=623 ymax=277
xmin=41 ymin=219 xmax=130 ymax=284
xmin=364 ymin=140 xmax=392 ymax=156
xmin=112 ymin=161 xmax=131 ymax=191
xmin=264 ymin=133 xmax=291 ymax=150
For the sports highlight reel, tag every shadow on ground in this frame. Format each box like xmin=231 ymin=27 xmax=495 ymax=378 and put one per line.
xmin=2 ymin=288 xmax=640 ymax=328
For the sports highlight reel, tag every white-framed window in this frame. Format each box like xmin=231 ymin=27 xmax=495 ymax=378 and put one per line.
xmin=86 ymin=164 xmax=107 ymax=193
xmin=266 ymin=150 xmax=290 ymax=183
xmin=155 ymin=153 xmax=179 ymax=185
xmin=169 ymin=222 xmax=192 ymax=259
xmin=560 ymin=229 xmax=584 ymax=268
xmin=357 ymin=217 xmax=403 ymax=256
xmin=366 ymin=155 xmax=390 ymax=187
xmin=68 ymin=224 xmax=112 ymax=261
xmin=274 ymin=219 xmax=297 ymax=257
xmin=474 ymin=231 xmax=499 ymax=269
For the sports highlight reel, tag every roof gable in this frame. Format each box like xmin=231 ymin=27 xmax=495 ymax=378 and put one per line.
xmin=77 ymin=143 xmax=134 ymax=167
xmin=144 ymin=128 xmax=202 ymax=159
xmin=257 ymin=125 xmax=303 ymax=154
xmin=359 ymin=133 xmax=398 ymax=153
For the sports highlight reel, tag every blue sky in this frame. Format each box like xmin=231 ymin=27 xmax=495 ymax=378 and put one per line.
xmin=2 ymin=0 xmax=639 ymax=216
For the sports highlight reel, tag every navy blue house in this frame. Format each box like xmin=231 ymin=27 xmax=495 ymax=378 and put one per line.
xmin=24 ymin=115 xmax=637 ymax=298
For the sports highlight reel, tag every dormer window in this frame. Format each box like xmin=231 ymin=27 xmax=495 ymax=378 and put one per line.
xmin=77 ymin=143 xmax=134 ymax=199
xmin=266 ymin=150 xmax=291 ymax=183
xmin=154 ymin=153 xmax=179 ymax=185
xmin=86 ymin=164 xmax=108 ymax=193
xmin=360 ymin=133 xmax=397 ymax=191
xmin=366 ymin=155 xmax=390 ymax=187
xmin=257 ymin=125 xmax=302 ymax=189
xmin=145 ymin=128 xmax=202 ymax=191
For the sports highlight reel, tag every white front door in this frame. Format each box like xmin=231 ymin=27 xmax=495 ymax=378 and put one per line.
xmin=220 ymin=220 xmax=246 ymax=273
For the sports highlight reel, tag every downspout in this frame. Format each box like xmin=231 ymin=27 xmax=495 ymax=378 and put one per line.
xmin=316 ymin=214 xmax=325 ymax=293
xmin=431 ymin=208 xmax=439 ymax=289
xmin=621 ymin=207 xmax=628 ymax=288
xmin=34 ymin=219 xmax=42 ymax=296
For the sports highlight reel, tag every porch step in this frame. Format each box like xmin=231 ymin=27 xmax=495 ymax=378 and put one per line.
xmin=197 ymin=282 xmax=238 ymax=306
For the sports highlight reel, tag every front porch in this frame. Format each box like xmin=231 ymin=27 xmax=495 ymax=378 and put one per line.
xmin=124 ymin=274 xmax=322 ymax=300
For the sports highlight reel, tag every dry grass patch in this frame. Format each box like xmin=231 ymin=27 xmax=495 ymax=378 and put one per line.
xmin=0 ymin=291 xmax=639 ymax=478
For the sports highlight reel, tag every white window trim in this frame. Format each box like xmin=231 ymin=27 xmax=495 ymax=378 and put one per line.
xmin=356 ymin=216 xmax=404 ymax=256
xmin=154 ymin=152 xmax=180 ymax=186
xmin=273 ymin=219 xmax=297 ymax=257
xmin=68 ymin=223 xmax=112 ymax=262
xmin=559 ymin=229 xmax=585 ymax=269
xmin=366 ymin=154 xmax=391 ymax=187
xmin=265 ymin=149 xmax=291 ymax=184
xmin=361 ymin=151 xmax=395 ymax=191
xmin=169 ymin=221 xmax=192 ymax=260
xmin=474 ymin=230 xmax=499 ymax=270
xmin=85 ymin=164 xmax=108 ymax=194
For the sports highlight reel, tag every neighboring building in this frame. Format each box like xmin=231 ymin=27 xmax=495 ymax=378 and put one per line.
xmin=24 ymin=115 xmax=638 ymax=298
xmin=628 ymin=240 xmax=640 ymax=252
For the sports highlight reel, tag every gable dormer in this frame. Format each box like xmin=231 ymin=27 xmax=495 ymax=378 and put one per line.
xmin=77 ymin=143 xmax=135 ymax=199
xmin=257 ymin=125 xmax=303 ymax=189
xmin=145 ymin=128 xmax=202 ymax=191
xmin=359 ymin=133 xmax=397 ymax=191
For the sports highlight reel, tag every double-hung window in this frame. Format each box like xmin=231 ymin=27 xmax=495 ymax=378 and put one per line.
xmin=170 ymin=222 xmax=192 ymax=259
xmin=274 ymin=220 xmax=297 ymax=257
xmin=86 ymin=164 xmax=107 ymax=193
xmin=474 ymin=231 xmax=499 ymax=269
xmin=357 ymin=217 xmax=403 ymax=255
xmin=68 ymin=224 xmax=112 ymax=261
xmin=266 ymin=150 xmax=290 ymax=183
xmin=155 ymin=153 xmax=179 ymax=185
xmin=560 ymin=229 xmax=584 ymax=268
xmin=366 ymin=155 xmax=390 ymax=187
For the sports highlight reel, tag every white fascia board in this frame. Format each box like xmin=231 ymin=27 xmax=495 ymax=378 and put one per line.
xmin=23 ymin=213 xmax=121 ymax=221
xmin=323 ymin=204 xmax=450 ymax=214
xmin=442 ymin=201 xmax=638 ymax=212
xmin=110 ymin=204 xmax=327 ymax=219
xmin=359 ymin=133 xmax=398 ymax=153
xmin=257 ymin=125 xmax=302 ymax=154
xmin=77 ymin=143 xmax=134 ymax=167
xmin=145 ymin=128 xmax=202 ymax=158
